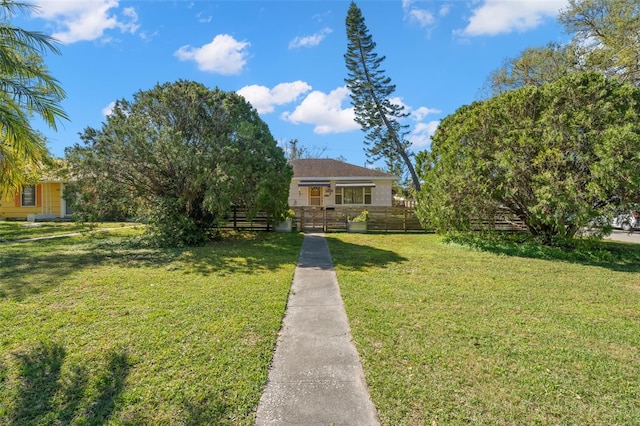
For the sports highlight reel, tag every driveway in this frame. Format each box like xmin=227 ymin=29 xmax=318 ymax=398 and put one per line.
xmin=606 ymin=229 xmax=640 ymax=244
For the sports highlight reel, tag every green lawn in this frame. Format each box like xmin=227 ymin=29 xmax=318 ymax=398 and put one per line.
xmin=0 ymin=221 xmax=136 ymax=242
xmin=327 ymin=233 xmax=640 ymax=425
xmin=0 ymin=226 xmax=303 ymax=424
xmin=3 ymin=224 xmax=639 ymax=425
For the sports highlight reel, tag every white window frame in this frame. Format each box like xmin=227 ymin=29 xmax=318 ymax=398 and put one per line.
xmin=335 ymin=187 xmax=372 ymax=205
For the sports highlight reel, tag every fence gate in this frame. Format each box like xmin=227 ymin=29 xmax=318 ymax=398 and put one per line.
xmin=291 ymin=206 xmax=427 ymax=233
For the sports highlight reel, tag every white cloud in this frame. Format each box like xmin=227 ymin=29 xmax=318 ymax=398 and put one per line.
xmin=102 ymin=101 xmax=116 ymax=117
xmin=139 ymin=30 xmax=159 ymax=43
xmin=388 ymin=96 xmax=409 ymax=111
xmin=282 ymin=86 xmax=360 ymax=134
xmin=459 ymin=0 xmax=567 ymax=37
xmin=279 ymin=87 xmax=440 ymax=142
xmin=175 ymin=34 xmax=250 ymax=75
xmin=388 ymin=97 xmax=440 ymax=122
xmin=412 ymin=106 xmax=441 ymax=121
xmin=439 ymin=4 xmax=452 ymax=17
xmin=409 ymin=121 xmax=440 ymax=149
xmin=386 ymin=97 xmax=441 ymax=148
xmin=34 ymin=0 xmax=139 ymax=44
xmin=122 ymin=7 xmax=137 ymax=21
xmin=289 ymin=28 xmax=333 ymax=49
xmin=196 ymin=11 xmax=212 ymax=23
xmin=403 ymin=0 xmax=439 ymax=30
xmin=312 ymin=11 xmax=332 ymax=23
xmin=409 ymin=9 xmax=435 ymax=28
xmin=237 ymin=81 xmax=312 ymax=114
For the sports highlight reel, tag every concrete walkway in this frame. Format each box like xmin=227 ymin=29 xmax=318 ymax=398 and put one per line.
xmin=255 ymin=233 xmax=379 ymax=425
xmin=606 ymin=229 xmax=640 ymax=244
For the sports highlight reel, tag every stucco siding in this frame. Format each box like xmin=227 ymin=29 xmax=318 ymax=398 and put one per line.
xmin=372 ymin=181 xmax=393 ymax=207
xmin=288 ymin=181 xmax=307 ymax=207
xmin=289 ymin=180 xmax=394 ymax=207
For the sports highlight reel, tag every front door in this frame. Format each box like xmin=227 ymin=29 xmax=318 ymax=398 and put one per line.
xmin=309 ymin=186 xmax=323 ymax=206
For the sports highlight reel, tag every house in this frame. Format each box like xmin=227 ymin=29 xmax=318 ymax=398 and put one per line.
xmin=288 ymin=158 xmax=398 ymax=207
xmin=0 ymin=180 xmax=71 ymax=221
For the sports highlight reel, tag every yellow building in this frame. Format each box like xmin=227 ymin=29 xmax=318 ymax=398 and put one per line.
xmin=0 ymin=181 xmax=71 ymax=220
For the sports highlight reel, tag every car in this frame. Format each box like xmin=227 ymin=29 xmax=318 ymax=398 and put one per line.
xmin=611 ymin=210 xmax=639 ymax=232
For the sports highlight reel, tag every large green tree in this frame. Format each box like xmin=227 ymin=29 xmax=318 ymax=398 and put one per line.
xmin=344 ymin=1 xmax=420 ymax=191
xmin=0 ymin=0 xmax=66 ymax=196
xmin=486 ymin=0 xmax=639 ymax=94
xmin=65 ymin=80 xmax=292 ymax=246
xmin=560 ymin=0 xmax=640 ymax=86
xmin=484 ymin=42 xmax=579 ymax=96
xmin=417 ymin=72 xmax=640 ymax=242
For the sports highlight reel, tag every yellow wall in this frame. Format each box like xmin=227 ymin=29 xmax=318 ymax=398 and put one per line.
xmin=0 ymin=182 xmax=64 ymax=219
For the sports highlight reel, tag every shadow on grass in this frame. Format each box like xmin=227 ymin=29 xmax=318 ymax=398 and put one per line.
xmin=325 ymin=234 xmax=408 ymax=271
xmin=182 ymin=232 xmax=304 ymax=276
xmin=444 ymin=232 xmax=640 ymax=273
xmin=0 ymin=232 xmax=304 ymax=301
xmin=4 ymin=341 xmax=130 ymax=425
xmin=181 ymin=393 xmax=237 ymax=425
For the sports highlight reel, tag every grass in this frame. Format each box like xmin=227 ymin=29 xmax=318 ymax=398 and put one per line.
xmin=0 ymin=225 xmax=303 ymax=424
xmin=326 ymin=233 xmax=640 ymax=425
xmin=0 ymin=221 xmax=136 ymax=242
xmin=3 ymin=222 xmax=639 ymax=424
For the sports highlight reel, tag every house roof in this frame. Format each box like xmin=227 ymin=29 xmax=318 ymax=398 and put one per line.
xmin=290 ymin=159 xmax=396 ymax=180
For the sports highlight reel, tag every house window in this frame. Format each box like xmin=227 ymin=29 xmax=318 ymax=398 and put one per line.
xmin=335 ymin=187 xmax=372 ymax=205
xmin=21 ymin=185 xmax=36 ymax=207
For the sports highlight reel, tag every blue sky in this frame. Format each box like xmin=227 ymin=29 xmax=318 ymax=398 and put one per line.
xmin=18 ymin=0 xmax=570 ymax=168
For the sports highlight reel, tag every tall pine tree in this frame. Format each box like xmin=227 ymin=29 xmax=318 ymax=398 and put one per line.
xmin=344 ymin=1 xmax=420 ymax=191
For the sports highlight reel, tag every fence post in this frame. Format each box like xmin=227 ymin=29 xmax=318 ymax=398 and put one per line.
xmin=404 ymin=207 xmax=407 ymax=233
xmin=323 ymin=208 xmax=327 ymax=232
xmin=298 ymin=208 xmax=303 ymax=231
xmin=233 ymin=207 xmax=237 ymax=230
xmin=384 ymin=208 xmax=388 ymax=233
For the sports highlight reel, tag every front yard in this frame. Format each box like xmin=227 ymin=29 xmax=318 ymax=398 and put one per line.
xmin=327 ymin=233 xmax=640 ymax=425
xmin=0 ymin=224 xmax=303 ymax=424
xmin=2 ymin=223 xmax=639 ymax=424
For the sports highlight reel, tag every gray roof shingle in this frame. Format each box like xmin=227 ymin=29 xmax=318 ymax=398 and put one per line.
xmin=290 ymin=159 xmax=396 ymax=179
